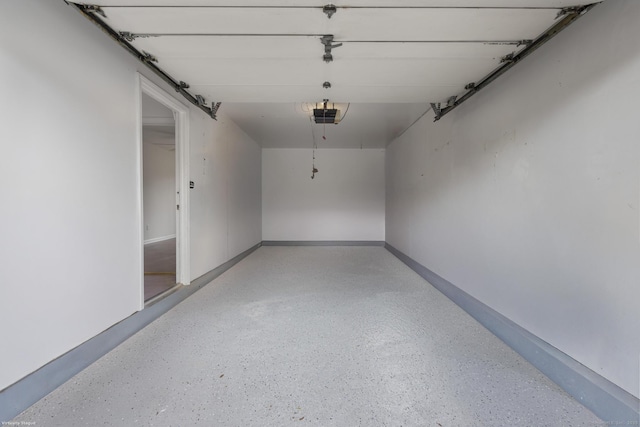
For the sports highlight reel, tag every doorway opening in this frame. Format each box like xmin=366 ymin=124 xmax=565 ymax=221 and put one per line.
xmin=142 ymin=93 xmax=176 ymax=301
xmin=138 ymin=74 xmax=190 ymax=307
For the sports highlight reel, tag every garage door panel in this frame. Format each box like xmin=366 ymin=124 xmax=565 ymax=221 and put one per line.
xmin=339 ymin=42 xmax=517 ymax=59
xmin=132 ymin=36 xmax=322 ymax=59
xmin=330 ymin=58 xmax=500 ymax=86
xmin=333 ymin=8 xmax=559 ymax=41
xmin=157 ymin=56 xmax=499 ymax=88
xmin=103 ymin=7 xmax=558 ymax=41
xmin=102 ymin=7 xmax=324 ymax=34
xmin=159 ymin=58 xmax=326 ymax=85
xmin=191 ymin=83 xmax=457 ymax=103
xmin=133 ymin=35 xmax=518 ymax=60
xmin=189 ymin=84 xmax=328 ymax=102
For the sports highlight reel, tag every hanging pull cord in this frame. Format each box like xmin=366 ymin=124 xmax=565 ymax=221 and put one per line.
xmin=311 ymin=144 xmax=318 ymax=179
xmin=322 ymin=107 xmax=327 ymax=140
xmin=309 ymin=115 xmax=319 ymax=179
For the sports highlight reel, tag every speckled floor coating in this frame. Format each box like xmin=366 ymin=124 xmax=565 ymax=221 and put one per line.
xmin=14 ymin=247 xmax=604 ymax=426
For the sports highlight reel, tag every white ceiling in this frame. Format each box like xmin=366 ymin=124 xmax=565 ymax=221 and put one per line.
xmin=222 ymin=102 xmax=428 ymax=148
xmin=85 ymin=1 xmax=599 ymax=148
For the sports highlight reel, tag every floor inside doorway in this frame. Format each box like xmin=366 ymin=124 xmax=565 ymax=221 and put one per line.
xmin=144 ymin=237 xmax=176 ymax=301
xmin=15 ymin=246 xmax=602 ymax=426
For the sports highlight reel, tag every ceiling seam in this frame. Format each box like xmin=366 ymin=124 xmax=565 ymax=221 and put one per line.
xmin=95 ymin=6 xmax=571 ymax=10
xmin=115 ymin=34 xmax=534 ymax=45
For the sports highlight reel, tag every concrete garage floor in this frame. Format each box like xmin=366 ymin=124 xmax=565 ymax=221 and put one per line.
xmin=15 ymin=247 xmax=602 ymax=426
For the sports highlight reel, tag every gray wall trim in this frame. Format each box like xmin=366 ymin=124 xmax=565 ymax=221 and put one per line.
xmin=0 ymin=242 xmax=261 ymax=422
xmin=262 ymin=240 xmax=385 ymax=247
xmin=385 ymin=243 xmax=639 ymax=423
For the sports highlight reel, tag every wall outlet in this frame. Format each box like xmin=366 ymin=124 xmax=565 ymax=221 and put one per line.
xmin=145 ymin=225 xmax=149 ymax=231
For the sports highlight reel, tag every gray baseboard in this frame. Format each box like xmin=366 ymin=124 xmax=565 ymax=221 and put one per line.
xmin=385 ymin=243 xmax=639 ymax=423
xmin=0 ymin=242 xmax=261 ymax=423
xmin=262 ymin=240 xmax=385 ymax=247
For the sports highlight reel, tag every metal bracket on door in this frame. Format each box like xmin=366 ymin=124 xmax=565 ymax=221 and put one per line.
xmin=323 ymin=4 xmax=337 ymax=19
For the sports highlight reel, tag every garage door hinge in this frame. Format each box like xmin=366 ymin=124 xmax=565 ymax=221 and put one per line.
xmin=141 ymin=51 xmax=158 ymax=63
xmin=500 ymin=53 xmax=515 ymax=63
xmin=556 ymin=5 xmax=590 ymax=19
xmin=485 ymin=40 xmax=532 ymax=47
xmin=195 ymin=96 xmax=220 ymax=120
xmin=120 ymin=32 xmax=156 ymax=42
xmin=210 ymin=102 xmax=222 ymax=120
xmin=430 ymin=103 xmax=443 ymax=120
xmin=120 ymin=32 xmax=136 ymax=42
xmin=321 ymin=35 xmax=343 ymax=63
xmin=75 ymin=4 xmax=106 ymax=18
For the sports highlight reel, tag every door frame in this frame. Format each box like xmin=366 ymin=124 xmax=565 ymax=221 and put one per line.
xmin=136 ymin=73 xmax=191 ymax=309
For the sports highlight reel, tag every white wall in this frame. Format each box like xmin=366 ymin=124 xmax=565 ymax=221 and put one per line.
xmin=0 ymin=0 xmax=261 ymax=391
xmin=386 ymin=0 xmax=640 ymax=397
xmin=143 ymin=139 xmax=176 ymax=242
xmin=189 ymin=112 xmax=262 ymax=279
xmin=263 ymin=148 xmax=385 ymax=241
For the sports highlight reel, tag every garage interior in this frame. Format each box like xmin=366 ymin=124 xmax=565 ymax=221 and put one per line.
xmin=1 ymin=0 xmax=639 ymax=424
